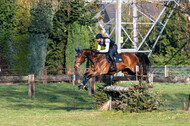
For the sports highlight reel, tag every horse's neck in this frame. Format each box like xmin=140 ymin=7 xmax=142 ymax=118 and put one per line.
xmin=83 ymin=49 xmax=94 ymax=61
xmin=83 ymin=49 xmax=104 ymax=64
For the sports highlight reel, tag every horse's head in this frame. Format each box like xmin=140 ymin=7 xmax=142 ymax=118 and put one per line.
xmin=74 ymin=48 xmax=86 ymax=68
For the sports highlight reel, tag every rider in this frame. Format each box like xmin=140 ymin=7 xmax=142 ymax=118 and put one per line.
xmin=95 ymin=33 xmax=118 ymax=71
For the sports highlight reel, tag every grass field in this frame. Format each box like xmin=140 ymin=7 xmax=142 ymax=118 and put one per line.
xmin=0 ymin=82 xmax=189 ymax=126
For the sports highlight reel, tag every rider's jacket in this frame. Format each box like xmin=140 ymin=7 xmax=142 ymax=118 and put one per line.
xmin=97 ymin=37 xmax=115 ymax=52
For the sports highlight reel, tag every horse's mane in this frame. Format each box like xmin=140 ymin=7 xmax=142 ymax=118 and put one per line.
xmin=83 ymin=49 xmax=107 ymax=55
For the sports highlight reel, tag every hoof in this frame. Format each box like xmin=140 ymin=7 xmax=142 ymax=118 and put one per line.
xmin=84 ymin=85 xmax=88 ymax=90
xmin=78 ymin=84 xmax=88 ymax=91
xmin=78 ymin=84 xmax=84 ymax=90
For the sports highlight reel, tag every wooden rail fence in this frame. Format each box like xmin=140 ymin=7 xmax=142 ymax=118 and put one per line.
xmin=0 ymin=75 xmax=81 ymax=83
xmin=0 ymin=74 xmax=190 ymax=98
xmin=0 ymin=74 xmax=82 ymax=98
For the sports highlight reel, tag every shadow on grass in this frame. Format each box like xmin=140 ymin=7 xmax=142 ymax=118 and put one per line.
xmin=7 ymin=103 xmax=94 ymax=111
xmin=0 ymin=83 xmax=95 ymax=111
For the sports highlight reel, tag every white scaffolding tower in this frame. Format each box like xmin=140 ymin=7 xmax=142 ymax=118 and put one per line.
xmin=90 ymin=0 xmax=187 ymax=57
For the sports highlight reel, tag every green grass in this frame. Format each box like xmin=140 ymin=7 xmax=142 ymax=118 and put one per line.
xmin=0 ymin=83 xmax=94 ymax=110
xmin=116 ymin=82 xmax=190 ymax=110
xmin=0 ymin=82 xmax=190 ymax=126
xmin=153 ymin=83 xmax=190 ymax=110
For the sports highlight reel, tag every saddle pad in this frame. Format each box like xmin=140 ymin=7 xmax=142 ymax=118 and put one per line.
xmin=106 ymin=54 xmax=123 ymax=63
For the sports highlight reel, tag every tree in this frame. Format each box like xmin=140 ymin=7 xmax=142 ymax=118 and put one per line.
xmin=12 ymin=0 xmax=30 ymax=75
xmin=45 ymin=0 xmax=70 ymax=74
xmin=0 ymin=0 xmax=16 ymax=67
xmin=28 ymin=0 xmax=54 ymax=76
xmin=46 ymin=0 xmax=100 ymax=73
xmin=66 ymin=22 xmax=90 ymax=69
xmin=150 ymin=7 xmax=190 ymax=65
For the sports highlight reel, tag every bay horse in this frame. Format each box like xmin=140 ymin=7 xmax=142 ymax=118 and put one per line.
xmin=74 ymin=48 xmax=150 ymax=90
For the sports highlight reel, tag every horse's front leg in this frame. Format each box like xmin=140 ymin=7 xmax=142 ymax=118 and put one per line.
xmin=78 ymin=71 xmax=94 ymax=90
xmin=78 ymin=71 xmax=101 ymax=90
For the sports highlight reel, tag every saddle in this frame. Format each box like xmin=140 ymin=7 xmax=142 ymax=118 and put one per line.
xmin=106 ymin=53 xmax=123 ymax=63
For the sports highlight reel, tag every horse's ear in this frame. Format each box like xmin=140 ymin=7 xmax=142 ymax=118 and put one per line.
xmin=79 ymin=48 xmax=82 ymax=53
xmin=75 ymin=48 xmax=78 ymax=53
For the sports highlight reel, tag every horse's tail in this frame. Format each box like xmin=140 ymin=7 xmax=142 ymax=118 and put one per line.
xmin=135 ymin=53 xmax=151 ymax=75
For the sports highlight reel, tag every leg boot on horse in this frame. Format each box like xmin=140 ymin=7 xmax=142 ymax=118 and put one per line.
xmin=78 ymin=84 xmax=88 ymax=90
xmin=78 ymin=74 xmax=90 ymax=90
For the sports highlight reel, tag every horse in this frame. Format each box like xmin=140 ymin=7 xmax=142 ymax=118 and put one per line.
xmin=74 ymin=48 xmax=150 ymax=90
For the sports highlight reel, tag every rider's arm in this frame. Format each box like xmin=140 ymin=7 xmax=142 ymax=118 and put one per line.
xmin=97 ymin=43 xmax=101 ymax=51
xmin=99 ymin=39 xmax=110 ymax=53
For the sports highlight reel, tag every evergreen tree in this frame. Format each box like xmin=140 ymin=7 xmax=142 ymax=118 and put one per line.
xmin=46 ymin=0 xmax=100 ymax=73
xmin=12 ymin=0 xmax=30 ymax=75
xmin=150 ymin=7 xmax=190 ymax=65
xmin=45 ymin=0 xmax=70 ymax=74
xmin=69 ymin=0 xmax=100 ymax=26
xmin=66 ymin=22 xmax=90 ymax=69
xmin=28 ymin=0 xmax=54 ymax=76
xmin=0 ymin=0 xmax=16 ymax=66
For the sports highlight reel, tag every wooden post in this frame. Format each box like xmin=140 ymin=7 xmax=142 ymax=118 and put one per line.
xmin=73 ymin=74 xmax=76 ymax=110
xmin=68 ymin=66 xmax=71 ymax=83
xmin=75 ymin=68 xmax=80 ymax=83
xmin=98 ymin=98 xmax=112 ymax=111
xmin=108 ymin=97 xmax=112 ymax=110
xmin=43 ymin=68 xmax=47 ymax=84
xmin=148 ymin=73 xmax=154 ymax=85
xmin=28 ymin=74 xmax=35 ymax=98
xmin=166 ymin=69 xmax=170 ymax=77
xmin=188 ymin=94 xmax=190 ymax=111
xmin=89 ymin=77 xmax=95 ymax=95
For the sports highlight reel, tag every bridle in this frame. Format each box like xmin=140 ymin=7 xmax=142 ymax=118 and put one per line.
xmin=74 ymin=61 xmax=81 ymax=64
xmin=74 ymin=53 xmax=86 ymax=67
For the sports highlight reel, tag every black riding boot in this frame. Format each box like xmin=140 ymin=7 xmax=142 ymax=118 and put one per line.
xmin=111 ymin=60 xmax=117 ymax=71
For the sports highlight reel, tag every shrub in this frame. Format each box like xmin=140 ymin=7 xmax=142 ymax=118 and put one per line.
xmin=115 ymin=83 xmax=162 ymax=112
xmin=94 ymin=86 xmax=108 ymax=109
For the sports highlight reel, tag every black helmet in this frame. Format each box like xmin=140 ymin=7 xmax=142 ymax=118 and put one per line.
xmin=95 ymin=33 xmax=103 ymax=39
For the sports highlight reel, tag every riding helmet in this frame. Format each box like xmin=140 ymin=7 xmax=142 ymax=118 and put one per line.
xmin=95 ymin=33 xmax=103 ymax=39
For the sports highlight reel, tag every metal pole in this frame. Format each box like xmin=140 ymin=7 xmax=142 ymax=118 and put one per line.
xmin=165 ymin=65 xmax=167 ymax=77
xmin=133 ymin=0 xmax=138 ymax=49
xmin=148 ymin=4 xmax=176 ymax=57
xmin=116 ymin=0 xmax=121 ymax=53
xmin=137 ymin=0 xmax=171 ymax=51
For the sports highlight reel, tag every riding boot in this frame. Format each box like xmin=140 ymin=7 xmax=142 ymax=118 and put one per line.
xmin=111 ymin=60 xmax=117 ymax=71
